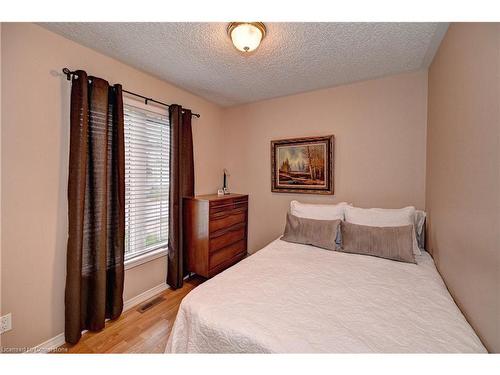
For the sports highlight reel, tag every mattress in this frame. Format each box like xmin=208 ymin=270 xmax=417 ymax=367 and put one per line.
xmin=166 ymin=238 xmax=486 ymax=353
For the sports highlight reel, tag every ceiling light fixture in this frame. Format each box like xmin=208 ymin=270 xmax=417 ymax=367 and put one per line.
xmin=227 ymin=22 xmax=266 ymax=53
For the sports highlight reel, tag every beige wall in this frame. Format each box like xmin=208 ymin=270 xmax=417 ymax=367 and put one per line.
xmin=223 ymin=71 xmax=428 ymax=253
xmin=0 ymin=23 xmax=225 ymax=349
xmin=426 ymin=23 xmax=500 ymax=352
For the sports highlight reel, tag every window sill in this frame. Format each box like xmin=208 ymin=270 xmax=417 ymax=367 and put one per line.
xmin=124 ymin=247 xmax=168 ymax=271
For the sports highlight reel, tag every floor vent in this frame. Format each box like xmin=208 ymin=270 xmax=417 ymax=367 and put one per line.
xmin=137 ymin=296 xmax=165 ymax=313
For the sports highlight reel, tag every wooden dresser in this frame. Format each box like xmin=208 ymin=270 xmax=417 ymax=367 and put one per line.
xmin=184 ymin=194 xmax=248 ymax=278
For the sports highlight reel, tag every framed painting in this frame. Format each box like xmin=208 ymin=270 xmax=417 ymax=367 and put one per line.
xmin=271 ymin=135 xmax=334 ymax=194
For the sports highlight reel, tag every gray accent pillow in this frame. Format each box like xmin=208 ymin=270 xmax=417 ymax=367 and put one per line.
xmin=281 ymin=213 xmax=340 ymax=251
xmin=340 ymin=221 xmax=416 ymax=264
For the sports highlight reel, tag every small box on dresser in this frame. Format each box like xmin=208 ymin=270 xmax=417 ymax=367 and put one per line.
xmin=184 ymin=194 xmax=249 ymax=278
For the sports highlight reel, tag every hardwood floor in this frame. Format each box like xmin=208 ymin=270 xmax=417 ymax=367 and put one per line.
xmin=57 ymin=276 xmax=204 ymax=353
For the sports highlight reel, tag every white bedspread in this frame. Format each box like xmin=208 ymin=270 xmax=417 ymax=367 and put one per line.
xmin=166 ymin=239 xmax=486 ymax=353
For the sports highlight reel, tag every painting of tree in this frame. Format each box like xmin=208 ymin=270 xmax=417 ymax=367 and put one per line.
xmin=271 ymin=135 xmax=334 ymax=194
xmin=302 ymin=145 xmax=325 ymax=181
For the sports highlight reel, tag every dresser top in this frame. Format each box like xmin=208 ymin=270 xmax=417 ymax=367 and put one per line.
xmin=189 ymin=193 xmax=248 ymax=201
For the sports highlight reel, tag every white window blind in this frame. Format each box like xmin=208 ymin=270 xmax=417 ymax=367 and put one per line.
xmin=124 ymin=101 xmax=169 ymax=261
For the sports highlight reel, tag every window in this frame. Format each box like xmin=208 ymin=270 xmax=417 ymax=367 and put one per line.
xmin=124 ymin=99 xmax=169 ymax=262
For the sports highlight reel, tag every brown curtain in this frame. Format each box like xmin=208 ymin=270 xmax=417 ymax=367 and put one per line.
xmin=167 ymin=105 xmax=195 ymax=289
xmin=65 ymin=70 xmax=125 ymax=345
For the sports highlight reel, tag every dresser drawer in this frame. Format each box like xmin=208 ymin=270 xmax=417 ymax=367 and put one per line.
xmin=209 ymin=208 xmax=246 ymax=232
xmin=210 ymin=196 xmax=248 ymax=215
xmin=209 ymin=240 xmax=246 ymax=270
xmin=210 ymin=223 xmax=246 ymax=252
xmin=208 ymin=252 xmax=246 ymax=278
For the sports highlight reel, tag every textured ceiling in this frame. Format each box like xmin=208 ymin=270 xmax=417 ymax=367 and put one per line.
xmin=40 ymin=22 xmax=448 ymax=107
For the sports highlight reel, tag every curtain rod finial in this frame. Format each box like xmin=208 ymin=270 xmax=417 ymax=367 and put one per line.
xmin=62 ymin=68 xmax=72 ymax=81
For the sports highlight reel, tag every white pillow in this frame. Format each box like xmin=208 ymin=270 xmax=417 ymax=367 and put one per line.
xmin=415 ymin=210 xmax=426 ymax=250
xmin=344 ymin=206 xmax=421 ymax=255
xmin=290 ymin=200 xmax=349 ymax=220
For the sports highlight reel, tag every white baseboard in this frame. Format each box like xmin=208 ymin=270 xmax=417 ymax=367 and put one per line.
xmin=28 ymin=282 xmax=170 ymax=353
xmin=27 ymin=332 xmax=66 ymax=354
xmin=123 ymin=283 xmax=169 ymax=312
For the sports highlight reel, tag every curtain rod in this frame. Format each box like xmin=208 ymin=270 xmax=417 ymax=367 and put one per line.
xmin=62 ymin=68 xmax=201 ymax=118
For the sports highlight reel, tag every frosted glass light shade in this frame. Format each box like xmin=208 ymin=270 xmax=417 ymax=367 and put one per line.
xmin=228 ymin=22 xmax=266 ymax=52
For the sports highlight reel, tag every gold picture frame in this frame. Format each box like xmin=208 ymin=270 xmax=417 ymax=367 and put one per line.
xmin=271 ymin=135 xmax=334 ymax=194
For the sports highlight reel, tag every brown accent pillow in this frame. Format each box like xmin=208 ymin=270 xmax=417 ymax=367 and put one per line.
xmin=281 ymin=213 xmax=340 ymax=251
xmin=340 ymin=221 xmax=416 ymax=264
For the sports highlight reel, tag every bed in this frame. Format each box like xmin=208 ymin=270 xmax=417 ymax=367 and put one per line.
xmin=166 ymin=238 xmax=486 ymax=353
